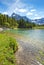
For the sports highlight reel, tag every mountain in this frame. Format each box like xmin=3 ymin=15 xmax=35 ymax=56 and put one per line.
xmin=11 ymin=13 xmax=32 ymax=22
xmin=11 ymin=13 xmax=22 ymax=20
xmin=32 ymin=18 xmax=44 ymax=25
xmin=22 ymin=16 xmax=31 ymax=22
xmin=11 ymin=13 xmax=44 ymax=25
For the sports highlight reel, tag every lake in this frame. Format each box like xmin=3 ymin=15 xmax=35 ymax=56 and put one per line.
xmin=6 ymin=29 xmax=44 ymax=50
xmin=6 ymin=29 xmax=44 ymax=65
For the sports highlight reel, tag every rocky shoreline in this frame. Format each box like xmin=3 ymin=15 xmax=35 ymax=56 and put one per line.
xmin=0 ymin=27 xmax=10 ymax=32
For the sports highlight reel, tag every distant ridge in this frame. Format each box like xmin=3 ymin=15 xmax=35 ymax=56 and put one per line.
xmin=34 ymin=18 xmax=44 ymax=25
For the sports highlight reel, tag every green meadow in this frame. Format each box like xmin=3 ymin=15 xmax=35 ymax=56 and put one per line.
xmin=0 ymin=32 xmax=18 ymax=65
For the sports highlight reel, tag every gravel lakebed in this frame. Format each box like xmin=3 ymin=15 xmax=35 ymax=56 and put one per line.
xmin=15 ymin=37 xmax=43 ymax=65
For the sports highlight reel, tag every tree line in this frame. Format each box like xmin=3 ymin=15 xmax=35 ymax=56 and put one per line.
xmin=0 ymin=13 xmax=36 ymax=28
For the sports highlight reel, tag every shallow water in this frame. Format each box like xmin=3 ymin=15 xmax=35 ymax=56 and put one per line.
xmin=6 ymin=29 xmax=44 ymax=65
xmin=7 ymin=29 xmax=44 ymax=49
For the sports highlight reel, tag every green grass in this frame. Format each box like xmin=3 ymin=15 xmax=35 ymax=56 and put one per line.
xmin=34 ymin=26 xmax=44 ymax=29
xmin=0 ymin=33 xmax=18 ymax=65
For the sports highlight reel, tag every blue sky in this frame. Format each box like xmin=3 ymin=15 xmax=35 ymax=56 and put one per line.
xmin=0 ymin=0 xmax=44 ymax=19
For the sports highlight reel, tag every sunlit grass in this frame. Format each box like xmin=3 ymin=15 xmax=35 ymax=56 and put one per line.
xmin=0 ymin=33 xmax=18 ymax=65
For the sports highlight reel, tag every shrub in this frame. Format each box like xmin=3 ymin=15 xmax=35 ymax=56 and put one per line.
xmin=9 ymin=37 xmax=18 ymax=53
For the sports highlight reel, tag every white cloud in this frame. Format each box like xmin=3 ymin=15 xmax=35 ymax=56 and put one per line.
xmin=33 ymin=13 xmax=43 ymax=19
xmin=34 ymin=14 xmax=38 ymax=16
xmin=18 ymin=9 xmax=27 ymax=12
xmin=34 ymin=16 xmax=42 ymax=19
xmin=14 ymin=8 xmax=27 ymax=13
xmin=27 ymin=12 xmax=33 ymax=16
xmin=2 ymin=12 xmax=8 ymax=15
xmin=30 ymin=9 xmax=36 ymax=12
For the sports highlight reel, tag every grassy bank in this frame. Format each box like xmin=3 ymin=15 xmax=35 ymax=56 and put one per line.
xmin=0 ymin=33 xmax=18 ymax=65
xmin=34 ymin=26 xmax=44 ymax=29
